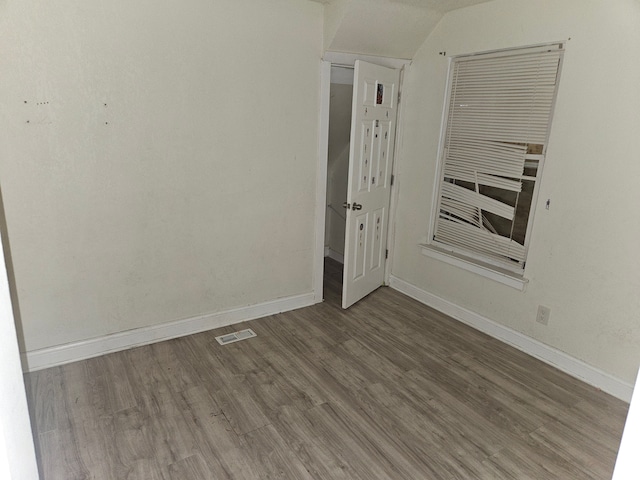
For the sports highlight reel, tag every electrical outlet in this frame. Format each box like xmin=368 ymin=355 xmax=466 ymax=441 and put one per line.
xmin=536 ymin=305 xmax=551 ymax=325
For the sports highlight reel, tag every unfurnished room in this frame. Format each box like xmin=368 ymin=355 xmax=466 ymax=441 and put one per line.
xmin=1 ymin=0 xmax=640 ymax=479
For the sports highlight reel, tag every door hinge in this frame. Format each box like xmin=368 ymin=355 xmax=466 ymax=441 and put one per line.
xmin=390 ymin=174 xmax=395 ymax=186
xmin=397 ymin=91 xmax=401 ymax=104
xmin=385 ymin=249 xmax=389 ymax=259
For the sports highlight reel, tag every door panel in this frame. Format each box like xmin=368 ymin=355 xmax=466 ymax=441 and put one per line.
xmin=370 ymin=208 xmax=384 ymax=271
xmin=342 ymin=61 xmax=400 ymax=309
xmin=357 ymin=121 xmax=374 ymax=193
xmin=353 ymin=212 xmax=368 ymax=280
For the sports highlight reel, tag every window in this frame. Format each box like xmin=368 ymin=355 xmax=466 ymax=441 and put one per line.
xmin=428 ymin=43 xmax=564 ymax=276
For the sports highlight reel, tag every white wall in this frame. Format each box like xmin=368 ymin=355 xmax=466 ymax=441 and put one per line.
xmin=393 ymin=0 xmax=640 ymax=384
xmin=324 ymin=0 xmax=350 ymax=53
xmin=0 ymin=203 xmax=39 ymax=479
xmin=0 ymin=0 xmax=323 ymax=353
xmin=326 ymin=0 xmax=441 ymax=59
xmin=613 ymin=369 xmax=640 ymax=478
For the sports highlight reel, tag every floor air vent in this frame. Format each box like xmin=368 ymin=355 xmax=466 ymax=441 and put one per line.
xmin=215 ymin=328 xmax=257 ymax=346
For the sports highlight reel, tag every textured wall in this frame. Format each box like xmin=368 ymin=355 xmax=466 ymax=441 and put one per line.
xmin=392 ymin=0 xmax=640 ymax=383
xmin=0 ymin=0 xmax=323 ymax=351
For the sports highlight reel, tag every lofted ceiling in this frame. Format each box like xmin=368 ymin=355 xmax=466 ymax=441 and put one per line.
xmin=314 ymin=0 xmax=496 ymax=59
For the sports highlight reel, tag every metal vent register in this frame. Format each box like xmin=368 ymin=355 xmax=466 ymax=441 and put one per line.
xmin=215 ymin=328 xmax=257 ymax=345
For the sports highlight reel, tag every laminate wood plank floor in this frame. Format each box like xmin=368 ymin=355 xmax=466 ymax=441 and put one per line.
xmin=25 ymin=258 xmax=629 ymax=479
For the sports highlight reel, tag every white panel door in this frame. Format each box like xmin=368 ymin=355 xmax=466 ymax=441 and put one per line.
xmin=342 ymin=60 xmax=400 ymax=309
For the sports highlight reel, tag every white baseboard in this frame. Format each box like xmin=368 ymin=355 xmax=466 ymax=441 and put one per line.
xmin=389 ymin=275 xmax=633 ymax=403
xmin=324 ymin=247 xmax=344 ymax=264
xmin=22 ymin=292 xmax=316 ymax=372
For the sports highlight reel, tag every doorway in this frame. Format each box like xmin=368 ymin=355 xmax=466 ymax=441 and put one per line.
xmin=318 ymin=55 xmax=407 ymax=308
xmin=324 ymin=66 xmax=353 ymax=268
xmin=322 ymin=65 xmax=353 ymax=302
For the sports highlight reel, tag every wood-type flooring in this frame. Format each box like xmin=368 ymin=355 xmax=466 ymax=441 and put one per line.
xmin=25 ymin=258 xmax=629 ymax=479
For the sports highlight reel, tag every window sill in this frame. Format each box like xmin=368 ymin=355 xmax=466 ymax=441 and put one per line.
xmin=419 ymin=244 xmax=528 ymax=291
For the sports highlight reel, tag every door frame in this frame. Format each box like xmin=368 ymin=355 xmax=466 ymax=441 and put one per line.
xmin=314 ymin=52 xmax=409 ymax=303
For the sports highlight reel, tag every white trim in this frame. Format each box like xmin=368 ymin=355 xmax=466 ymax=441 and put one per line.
xmin=427 ymin=56 xmax=454 ymax=243
xmin=430 ymin=239 xmax=526 ymax=275
xmin=323 ymin=51 xmax=410 ymax=70
xmin=313 ymin=60 xmax=331 ymax=304
xmin=384 ymin=64 xmax=408 ymax=285
xmin=389 ymin=275 xmax=633 ymax=402
xmin=324 ymin=247 xmax=344 ymax=264
xmin=613 ymin=368 xmax=640 ymax=479
xmin=420 ymin=244 xmax=528 ymax=291
xmin=450 ymin=40 xmax=567 ymax=60
xmin=21 ymin=292 xmax=316 ymax=372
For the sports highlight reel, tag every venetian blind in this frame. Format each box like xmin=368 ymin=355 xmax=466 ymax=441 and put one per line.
xmin=433 ymin=44 xmax=563 ymax=269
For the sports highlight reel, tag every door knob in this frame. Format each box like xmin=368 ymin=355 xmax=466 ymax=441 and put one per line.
xmin=352 ymin=203 xmax=362 ymax=211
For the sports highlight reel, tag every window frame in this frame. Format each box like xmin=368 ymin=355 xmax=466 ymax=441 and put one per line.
xmin=424 ymin=42 xmax=565 ymax=281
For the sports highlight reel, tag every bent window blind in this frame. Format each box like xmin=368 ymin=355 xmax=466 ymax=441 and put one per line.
xmin=433 ymin=44 xmax=563 ymax=270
